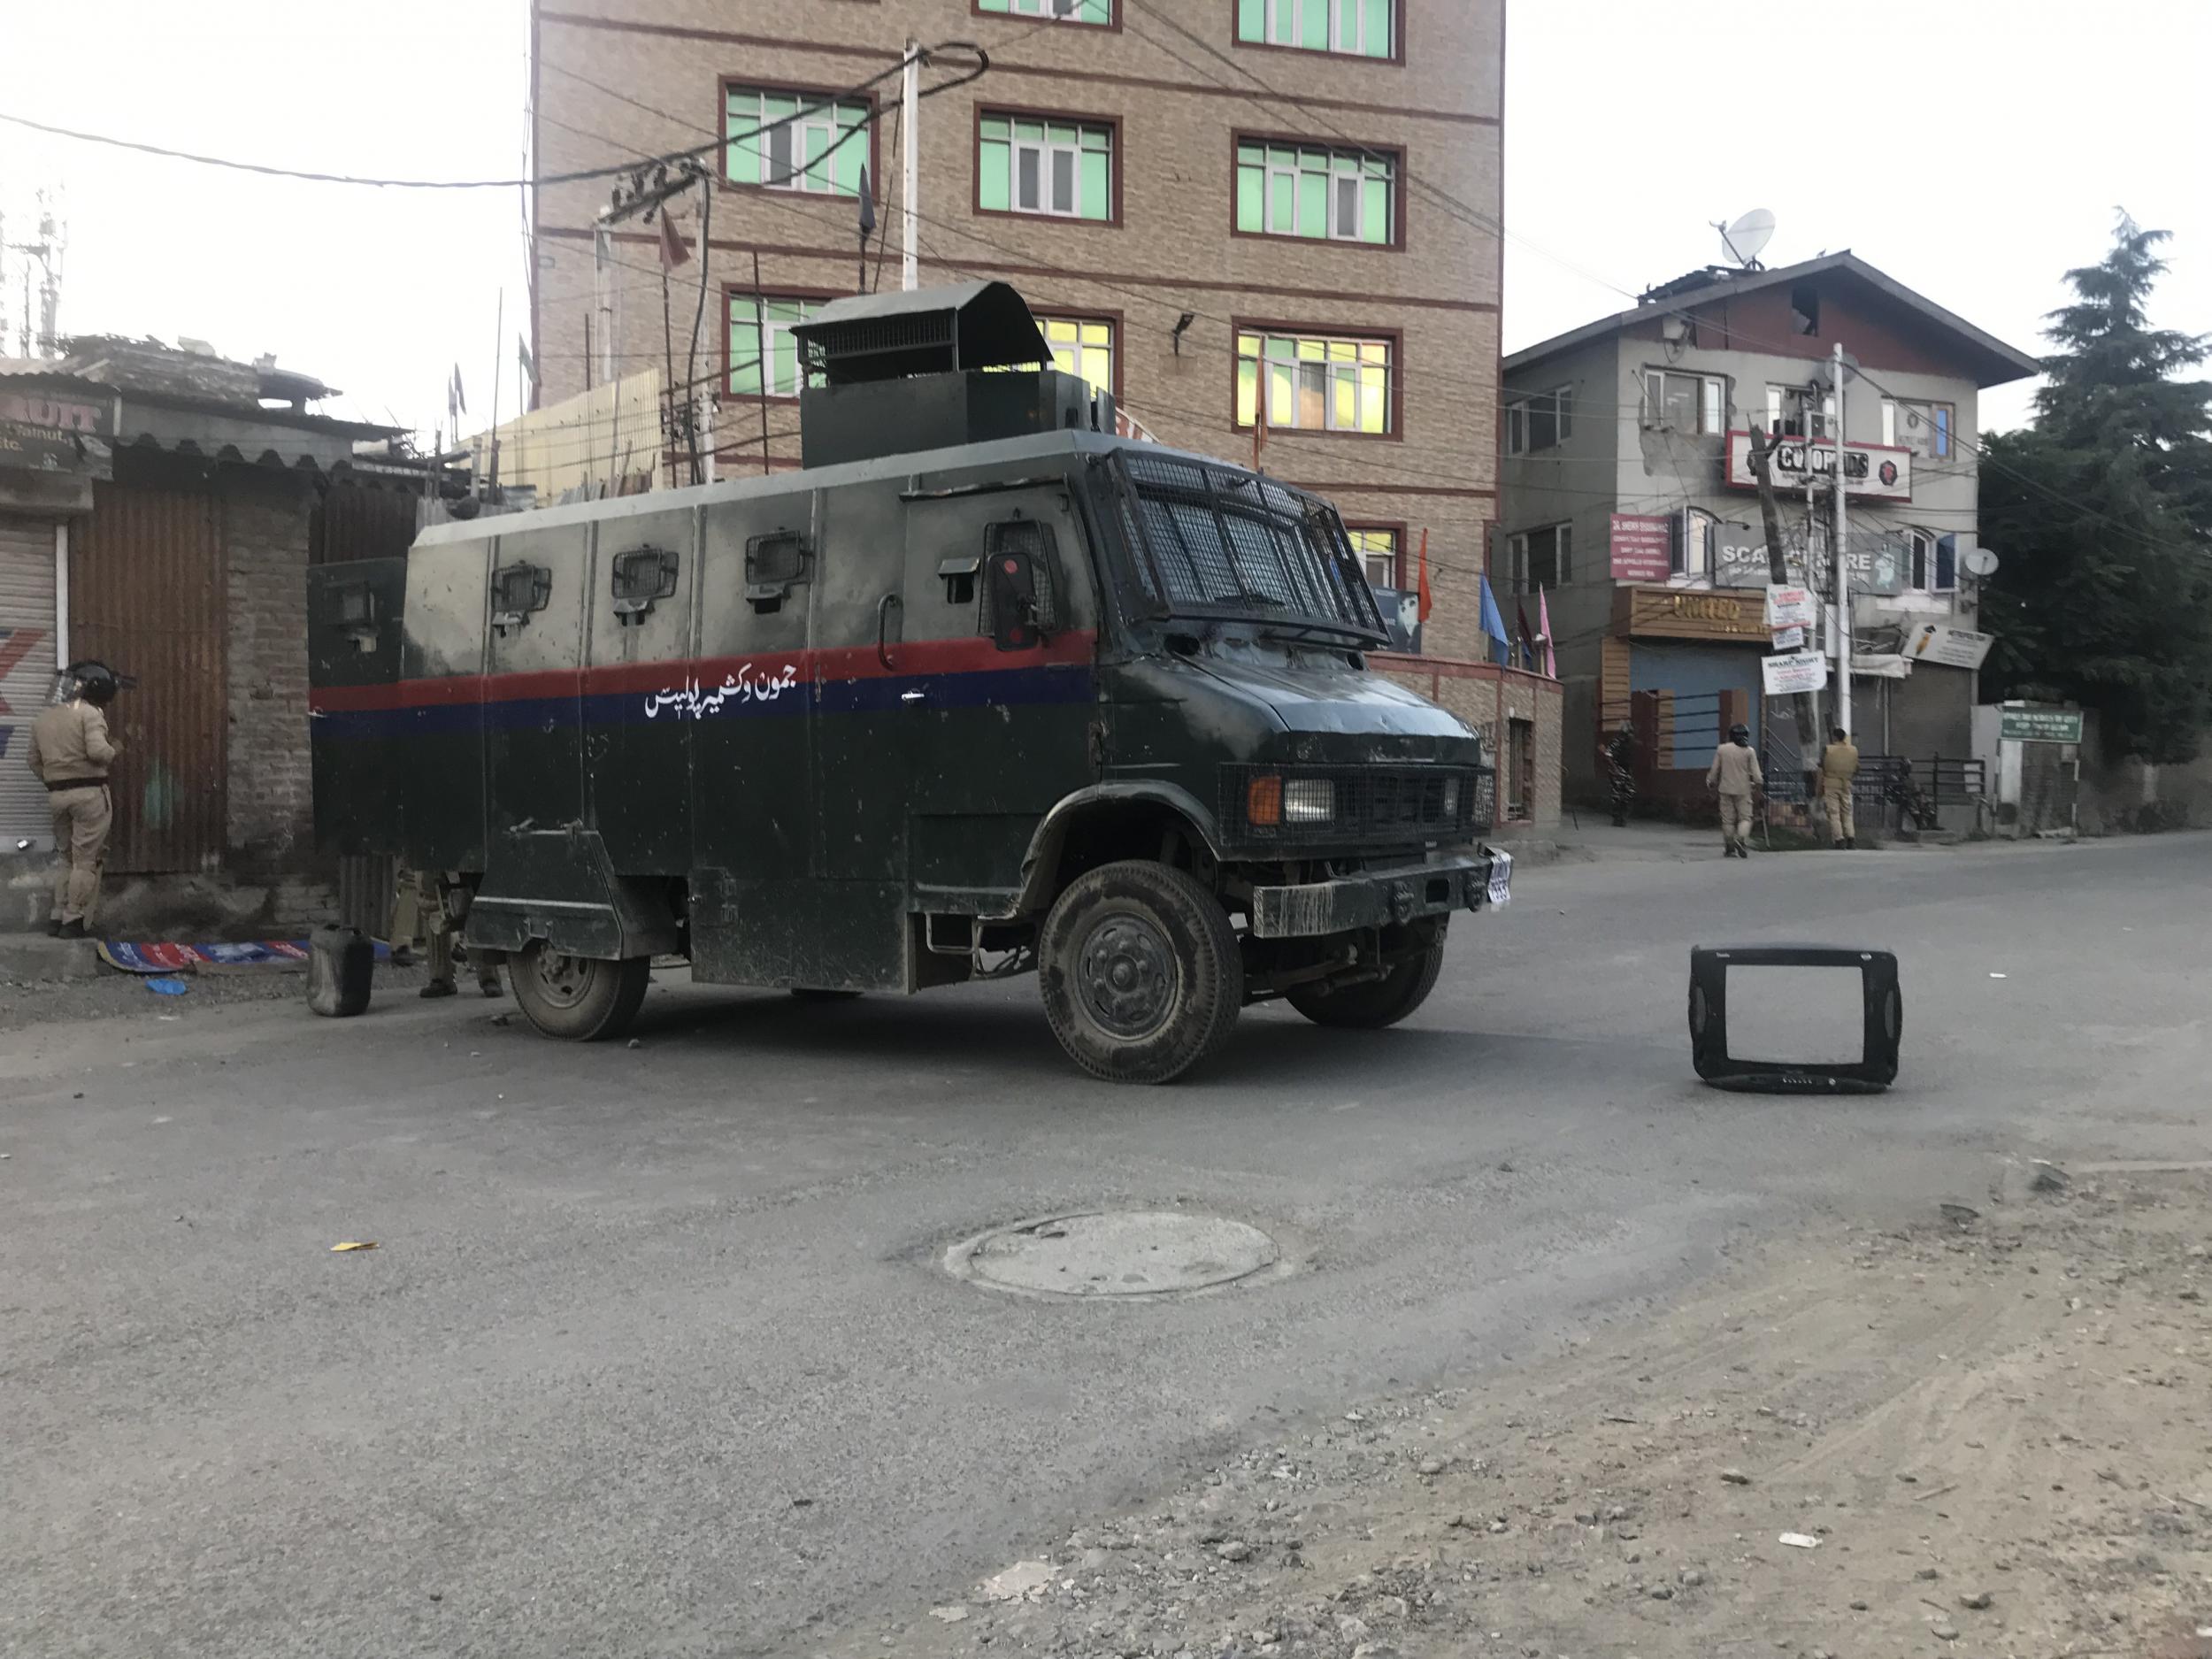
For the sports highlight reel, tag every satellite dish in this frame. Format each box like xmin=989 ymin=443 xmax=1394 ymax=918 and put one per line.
xmin=1717 ymin=209 xmax=1776 ymax=269
xmin=1962 ymin=546 xmax=2000 ymax=578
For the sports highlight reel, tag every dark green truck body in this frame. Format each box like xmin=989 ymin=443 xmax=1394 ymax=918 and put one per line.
xmin=309 ymin=285 xmax=1509 ymax=1077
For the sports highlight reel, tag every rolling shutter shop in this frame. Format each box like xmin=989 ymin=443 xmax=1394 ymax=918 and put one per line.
xmin=0 ymin=513 xmax=60 ymax=852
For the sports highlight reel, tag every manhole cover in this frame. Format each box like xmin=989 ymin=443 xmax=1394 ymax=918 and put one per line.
xmin=947 ymin=1210 xmax=1282 ymax=1300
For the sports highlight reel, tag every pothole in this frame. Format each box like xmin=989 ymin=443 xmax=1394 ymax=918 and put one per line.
xmin=946 ymin=1210 xmax=1285 ymax=1300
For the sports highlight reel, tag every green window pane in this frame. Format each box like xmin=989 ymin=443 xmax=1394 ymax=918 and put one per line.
xmin=1332 ymin=369 xmax=1357 ymax=429
xmin=833 ymin=136 xmax=861 ymax=195
xmin=1363 ymin=177 xmax=1389 ymax=242
xmin=772 ymin=333 xmax=799 ymax=396
xmin=1268 ymin=146 xmax=1294 ymax=170
xmin=1013 ymin=119 xmax=1045 ymax=144
xmin=1268 ymin=175 xmax=1294 ymax=234
xmin=1297 ymin=171 xmax=1326 ymax=237
xmin=1047 ymin=122 xmax=1075 ymax=148
xmin=1081 ymin=126 xmax=1110 ymax=152
xmin=1236 ymin=165 xmax=1263 ymax=233
xmin=1238 ymin=0 xmax=1264 ymax=38
xmin=1296 ymin=337 xmax=1325 ymax=362
xmin=764 ymin=94 xmax=795 ymax=123
xmin=1302 ymin=149 xmax=1329 ymax=173
xmin=1301 ymin=0 xmax=1327 ymax=49
xmin=1237 ymin=142 xmax=1262 ymax=167
xmin=1237 ymin=360 xmax=1257 ymax=426
xmin=1363 ymin=0 xmax=1391 ymax=55
xmin=979 ymin=0 xmax=1008 ymax=10
xmin=1360 ymin=365 xmax=1387 ymax=431
xmin=804 ymin=124 xmax=832 ymax=189
xmin=979 ymin=139 xmax=1010 ymax=211
xmin=1079 ymin=0 xmax=1110 ymax=20
xmin=1079 ymin=150 xmax=1109 ymax=220
xmin=980 ymin=116 xmax=1009 ymax=142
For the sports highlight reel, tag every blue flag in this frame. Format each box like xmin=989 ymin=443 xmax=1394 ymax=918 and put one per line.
xmin=1478 ymin=575 xmax=1511 ymax=665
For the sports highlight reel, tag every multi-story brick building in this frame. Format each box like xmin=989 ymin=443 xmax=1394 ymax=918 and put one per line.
xmin=528 ymin=1 xmax=1556 ymax=825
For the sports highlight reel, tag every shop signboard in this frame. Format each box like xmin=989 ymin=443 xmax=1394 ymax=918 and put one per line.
xmin=1762 ymin=649 xmax=1829 ymax=695
xmin=1906 ymin=620 xmax=1994 ymax=671
xmin=1609 ymin=513 xmax=1672 ymax=581
xmin=1999 ymin=706 xmax=2083 ymax=744
xmin=1764 ymin=585 xmax=1817 ymax=629
xmin=1726 ymin=432 xmax=1914 ymax=501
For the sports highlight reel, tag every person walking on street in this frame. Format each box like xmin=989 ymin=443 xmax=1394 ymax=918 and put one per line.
xmin=1603 ymin=720 xmax=1638 ymax=827
xmin=26 ymin=663 xmax=120 ymax=939
xmin=1819 ymin=725 xmax=1861 ymax=849
xmin=391 ymin=867 xmax=503 ymax=999
xmin=1705 ymin=722 xmax=1763 ymax=859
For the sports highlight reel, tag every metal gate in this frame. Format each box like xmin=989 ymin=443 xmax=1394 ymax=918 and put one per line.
xmin=68 ymin=480 xmax=227 ymax=872
xmin=0 ymin=513 xmax=59 ymax=852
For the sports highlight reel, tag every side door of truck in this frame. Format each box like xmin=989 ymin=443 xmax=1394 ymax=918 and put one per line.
xmin=896 ymin=476 xmax=1102 ymax=909
xmin=483 ymin=523 xmax=589 ymax=849
xmin=396 ymin=535 xmax=495 ymax=872
xmin=581 ymin=505 xmax=698 ymax=876
xmin=687 ymin=489 xmax=822 ymax=986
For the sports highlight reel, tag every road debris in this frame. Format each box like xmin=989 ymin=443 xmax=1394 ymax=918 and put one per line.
xmin=1778 ymin=1532 xmax=1820 ymax=1548
xmin=329 ymin=1240 xmax=378 ymax=1252
xmin=979 ymin=1560 xmax=1053 ymax=1603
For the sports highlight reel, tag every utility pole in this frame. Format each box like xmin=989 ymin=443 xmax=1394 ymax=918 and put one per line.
xmin=1745 ymin=423 xmax=1824 ymax=783
xmin=1831 ymin=340 xmax=1853 ymax=741
xmin=901 ymin=39 xmax=921 ymax=291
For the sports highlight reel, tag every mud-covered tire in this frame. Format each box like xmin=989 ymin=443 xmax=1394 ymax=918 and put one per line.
xmin=1039 ymin=860 xmax=1243 ymax=1084
xmin=509 ymin=942 xmax=650 ymax=1041
xmin=1286 ymin=941 xmax=1446 ymax=1030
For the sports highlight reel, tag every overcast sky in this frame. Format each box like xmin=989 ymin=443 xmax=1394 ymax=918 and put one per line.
xmin=4 ymin=1 xmax=2206 ymax=441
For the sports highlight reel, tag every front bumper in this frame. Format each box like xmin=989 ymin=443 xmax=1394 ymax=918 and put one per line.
xmin=1248 ymin=846 xmax=1513 ymax=940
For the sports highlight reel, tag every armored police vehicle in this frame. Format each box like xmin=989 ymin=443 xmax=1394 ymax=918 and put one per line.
xmin=309 ymin=283 xmax=1509 ymax=1081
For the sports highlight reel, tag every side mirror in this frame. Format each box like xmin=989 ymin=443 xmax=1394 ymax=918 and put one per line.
xmin=982 ymin=519 xmax=1061 ymax=651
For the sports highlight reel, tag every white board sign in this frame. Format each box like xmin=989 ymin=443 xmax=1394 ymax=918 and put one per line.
xmin=1764 ymin=585 xmax=1817 ymax=629
xmin=1906 ymin=621 xmax=1994 ymax=671
xmin=1770 ymin=624 xmax=1806 ymax=651
xmin=1762 ymin=649 xmax=1830 ymax=695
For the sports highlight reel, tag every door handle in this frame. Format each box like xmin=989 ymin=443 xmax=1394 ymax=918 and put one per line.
xmin=877 ymin=593 xmax=902 ymax=669
xmin=901 ymin=688 xmax=926 ymax=703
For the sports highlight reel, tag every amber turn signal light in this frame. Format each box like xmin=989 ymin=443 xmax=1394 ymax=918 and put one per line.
xmin=1246 ymin=773 xmax=1283 ymax=827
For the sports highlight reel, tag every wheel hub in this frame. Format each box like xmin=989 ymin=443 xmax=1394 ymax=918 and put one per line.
xmin=1075 ymin=911 xmax=1177 ymax=1040
xmin=527 ymin=947 xmax=593 ymax=1010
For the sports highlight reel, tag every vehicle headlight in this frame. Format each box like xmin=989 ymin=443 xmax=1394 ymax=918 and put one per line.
xmin=1282 ymin=778 xmax=1336 ymax=823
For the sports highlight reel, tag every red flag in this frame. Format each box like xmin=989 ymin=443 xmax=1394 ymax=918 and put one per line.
xmin=1416 ymin=527 xmax=1432 ymax=623
xmin=657 ymin=210 xmax=691 ymax=270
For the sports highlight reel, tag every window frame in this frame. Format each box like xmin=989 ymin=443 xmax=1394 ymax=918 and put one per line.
xmin=973 ymin=0 xmax=1120 ymax=26
xmin=1764 ymin=381 xmax=1835 ymax=441
xmin=719 ymin=80 xmax=879 ymax=199
xmin=1882 ymin=396 xmax=1955 ymax=460
xmin=1343 ymin=522 xmax=1407 ymax=590
xmin=723 ymin=286 xmax=843 ymax=403
xmin=1901 ymin=526 xmax=1957 ymax=595
xmin=1232 ymin=0 xmax=1405 ymax=64
xmin=1641 ymin=369 xmax=1726 ymax=437
xmin=1032 ymin=308 xmax=1124 ymax=402
xmin=1505 ymin=383 xmax=1573 ymax=455
xmin=1503 ymin=522 xmax=1572 ymax=595
xmin=1231 ymin=131 xmax=1405 ymax=250
xmin=973 ymin=104 xmax=1122 ymax=226
xmin=1231 ymin=319 xmax=1402 ymax=442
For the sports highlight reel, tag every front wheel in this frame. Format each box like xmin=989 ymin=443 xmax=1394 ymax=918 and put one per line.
xmin=1039 ymin=860 xmax=1243 ymax=1084
xmin=1286 ymin=941 xmax=1446 ymax=1030
xmin=509 ymin=941 xmax=650 ymax=1041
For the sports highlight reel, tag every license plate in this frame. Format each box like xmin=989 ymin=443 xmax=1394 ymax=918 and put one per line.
xmin=1486 ymin=850 xmax=1513 ymax=907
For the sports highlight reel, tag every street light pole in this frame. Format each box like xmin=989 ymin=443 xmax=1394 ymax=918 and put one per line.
xmin=1832 ymin=340 xmax=1852 ymax=741
xmin=901 ymin=39 xmax=920 ymax=292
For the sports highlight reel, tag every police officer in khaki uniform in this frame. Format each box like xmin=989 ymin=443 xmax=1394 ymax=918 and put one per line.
xmin=1818 ymin=726 xmax=1860 ymax=849
xmin=26 ymin=663 xmax=120 ymax=938
xmin=1704 ymin=721 xmax=1763 ymax=859
xmin=391 ymin=866 xmax=503 ymax=999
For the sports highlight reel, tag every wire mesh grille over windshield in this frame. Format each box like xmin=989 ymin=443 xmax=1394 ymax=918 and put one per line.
xmin=1118 ymin=452 xmax=1381 ymax=633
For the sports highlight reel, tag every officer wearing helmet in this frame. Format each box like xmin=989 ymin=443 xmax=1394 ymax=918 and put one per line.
xmin=26 ymin=662 xmax=121 ymax=938
xmin=1704 ymin=720 xmax=1763 ymax=859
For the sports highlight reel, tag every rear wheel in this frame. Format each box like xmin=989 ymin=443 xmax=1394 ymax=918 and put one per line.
xmin=509 ymin=941 xmax=649 ymax=1041
xmin=1039 ymin=860 xmax=1243 ymax=1084
xmin=1286 ymin=940 xmax=1446 ymax=1030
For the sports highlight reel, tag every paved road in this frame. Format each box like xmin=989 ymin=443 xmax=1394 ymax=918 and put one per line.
xmin=4 ymin=835 xmax=2207 ymax=1657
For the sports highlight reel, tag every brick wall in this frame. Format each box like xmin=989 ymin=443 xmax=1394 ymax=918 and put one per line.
xmin=531 ymin=0 xmax=1503 ymax=652
xmin=221 ymin=472 xmax=315 ymax=869
xmin=1377 ymin=655 xmax=1563 ymax=830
